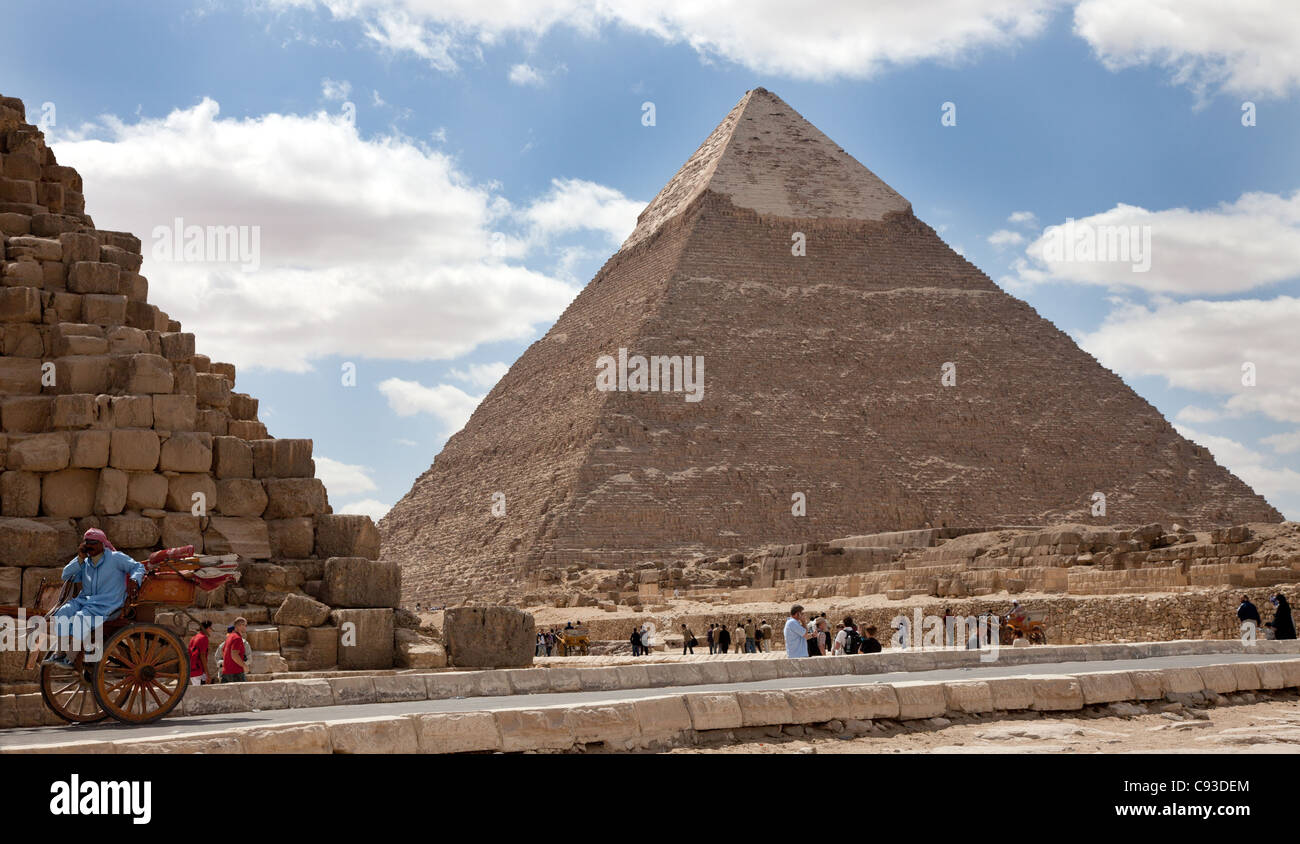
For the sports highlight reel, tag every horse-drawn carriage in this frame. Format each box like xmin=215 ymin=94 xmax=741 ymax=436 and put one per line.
xmin=1000 ymin=609 xmax=1048 ymax=645
xmin=0 ymin=546 xmax=238 ymax=725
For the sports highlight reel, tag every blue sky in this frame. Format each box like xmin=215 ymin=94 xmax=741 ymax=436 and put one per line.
xmin=4 ymin=0 xmax=1299 ymax=519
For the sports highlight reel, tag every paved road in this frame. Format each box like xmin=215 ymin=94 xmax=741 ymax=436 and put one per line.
xmin=2 ymin=652 xmax=1292 ymax=748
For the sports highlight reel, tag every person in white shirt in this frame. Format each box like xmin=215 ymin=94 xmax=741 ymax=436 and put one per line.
xmin=783 ymin=604 xmax=816 ymax=659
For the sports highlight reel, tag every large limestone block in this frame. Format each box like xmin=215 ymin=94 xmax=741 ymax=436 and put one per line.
xmin=282 ymin=678 xmax=334 ymax=709
xmin=152 ymin=394 xmax=196 ymax=431
xmin=684 ymin=693 xmax=743 ymax=731
xmin=326 ymin=716 xmax=419 ymax=755
xmin=633 ymin=695 xmax=693 ymax=741
xmin=33 ymin=517 xmax=78 ymax=560
xmin=110 ymin=395 xmax=152 ymax=428
xmin=1197 ymin=664 xmax=1238 ymax=694
xmin=93 ymin=468 xmax=128 ymax=516
xmin=892 ymin=682 xmax=948 ymax=719
xmin=786 ymin=686 xmax=854 ymax=723
xmin=66 ymin=261 xmax=119 ymax=293
xmin=40 ymin=468 xmax=98 ymax=518
xmin=109 ymin=429 xmax=159 ymax=471
xmin=394 ymin=630 xmax=445 ymax=669
xmin=125 ymin=472 xmax=167 ymax=510
xmin=985 ymin=676 xmax=1034 ymax=711
xmin=68 ymin=430 xmax=110 ymax=468
xmin=264 ymin=517 xmax=312 ymax=559
xmin=1 ymin=470 xmax=40 ymax=516
xmin=50 ymin=356 xmax=111 ymax=395
xmin=263 ymin=478 xmax=327 ymax=519
xmin=1077 ymin=671 xmax=1137 ymax=705
xmin=212 ymin=436 xmax=252 ymax=478
xmin=6 ymin=433 xmax=69 ymax=472
xmin=844 ymin=683 xmax=901 ymax=720
xmin=166 ymin=473 xmax=217 ymax=514
xmin=1161 ymin=667 xmax=1207 ymax=695
xmin=314 ymin=513 xmax=380 ymax=560
xmin=103 ymin=514 xmax=159 ymax=550
xmin=411 ymin=711 xmax=502 ymax=754
xmin=250 ymin=438 xmax=313 ymax=478
xmin=1029 ymin=675 xmax=1084 ymax=711
xmin=942 ymin=681 xmax=995 ymax=714
xmin=203 ymin=516 xmax=271 ymax=559
xmin=565 ymin=701 xmax=640 ymax=747
xmin=237 ymin=723 xmax=331 ymax=755
xmin=51 ymin=395 xmax=96 ymax=429
xmin=1229 ymin=663 xmax=1261 ymax=691
xmin=0 ymin=288 xmax=41 ymax=325
xmin=320 ymin=556 xmax=399 ymax=608
xmin=494 ymin=708 xmax=575 ymax=752
xmin=373 ymin=674 xmax=427 ymax=703
xmin=126 ymin=353 xmax=172 ymax=393
xmin=154 ymin=513 xmax=200 ymax=552
xmin=1254 ymin=662 xmax=1285 ymax=690
xmin=736 ymin=690 xmax=794 ymax=726
xmin=1 ymin=396 xmax=50 ymax=433
xmin=214 ymin=478 xmax=266 ymax=517
xmin=274 ymin=593 xmax=331 ymax=627
xmin=0 ymin=566 xmax=19 ymax=603
xmin=331 ymin=608 xmax=394 ymax=670
xmin=195 ymin=372 xmax=231 ymax=408
xmin=106 ymin=326 xmax=150 ymax=356
xmin=1127 ymin=670 xmax=1168 ymax=700
xmin=158 ymin=432 xmax=212 ymax=473
xmin=443 ymin=606 xmax=534 ymax=668
xmin=305 ymin=625 xmax=338 ymax=669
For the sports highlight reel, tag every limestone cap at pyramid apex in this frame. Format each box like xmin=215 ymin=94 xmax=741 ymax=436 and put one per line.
xmin=620 ymin=88 xmax=912 ymax=251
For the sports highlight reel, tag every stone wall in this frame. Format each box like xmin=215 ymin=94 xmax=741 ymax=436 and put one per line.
xmin=0 ymin=93 xmax=402 ymax=684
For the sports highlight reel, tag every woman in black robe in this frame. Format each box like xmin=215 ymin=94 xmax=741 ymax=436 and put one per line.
xmin=1271 ymin=594 xmax=1295 ymax=640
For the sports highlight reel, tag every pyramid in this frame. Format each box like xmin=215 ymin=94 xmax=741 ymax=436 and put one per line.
xmin=381 ymin=88 xmax=1282 ymax=604
xmin=0 ymin=94 xmax=384 ymax=630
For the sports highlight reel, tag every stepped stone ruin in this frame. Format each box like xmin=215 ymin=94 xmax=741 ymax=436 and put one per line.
xmin=0 ymin=93 xmax=434 ymax=684
xmin=383 ymin=87 xmax=1281 ymax=606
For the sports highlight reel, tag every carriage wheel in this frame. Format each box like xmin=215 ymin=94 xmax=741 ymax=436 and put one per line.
xmin=92 ymin=624 xmax=189 ymax=724
xmin=1029 ymin=628 xmax=1047 ymax=645
xmin=40 ymin=662 xmax=108 ymax=723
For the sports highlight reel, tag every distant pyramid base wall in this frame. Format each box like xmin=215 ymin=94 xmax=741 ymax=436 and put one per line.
xmin=381 ymin=88 xmax=1281 ymax=606
xmin=0 ymin=94 xmax=381 ymax=609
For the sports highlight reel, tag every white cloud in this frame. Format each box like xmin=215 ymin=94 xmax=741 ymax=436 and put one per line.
xmin=394 ymin=437 xmax=419 ymax=446
xmin=988 ymin=229 xmax=1025 ymax=247
xmin=1173 ymin=424 xmax=1300 ymax=519
xmin=378 ymin=376 xmax=483 ymax=434
xmin=508 ymin=63 xmax=545 ymax=86
xmin=1008 ymin=210 xmax=1038 ymax=227
xmin=321 ymin=77 xmax=352 ymax=100
xmin=337 ymin=498 xmax=392 ymax=521
xmin=1262 ymin=431 xmax=1300 ymax=455
xmin=51 ymin=99 xmax=635 ymax=372
xmin=448 ymin=361 xmax=509 ymax=388
xmin=1076 ymin=296 xmax=1300 ymax=424
xmin=1074 ymin=0 xmax=1300 ymax=100
xmin=1175 ymin=405 xmax=1225 ymax=424
xmin=521 ymin=177 xmax=642 ymax=246
xmin=262 ymin=0 xmax=1061 ymax=80
xmin=314 ymin=456 xmax=379 ymax=496
xmin=1015 ymin=192 xmax=1300 ymax=295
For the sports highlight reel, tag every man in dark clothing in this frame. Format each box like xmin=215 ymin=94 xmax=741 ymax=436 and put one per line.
xmin=1238 ymin=595 xmax=1261 ymax=625
xmin=630 ymin=628 xmax=642 ymax=657
xmin=716 ymin=624 xmax=731 ymax=654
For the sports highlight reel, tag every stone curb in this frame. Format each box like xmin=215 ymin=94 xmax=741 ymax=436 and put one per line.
xmin=4 ymin=657 xmax=1299 ymax=754
xmin=4 ymin=638 xmax=1298 ymax=730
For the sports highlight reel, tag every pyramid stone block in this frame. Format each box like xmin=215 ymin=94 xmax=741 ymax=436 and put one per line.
xmin=379 ymin=87 xmax=1282 ymax=604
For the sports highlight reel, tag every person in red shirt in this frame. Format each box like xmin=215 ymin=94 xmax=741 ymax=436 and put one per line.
xmin=221 ymin=617 xmax=248 ymax=682
xmin=188 ymin=620 xmax=215 ymax=685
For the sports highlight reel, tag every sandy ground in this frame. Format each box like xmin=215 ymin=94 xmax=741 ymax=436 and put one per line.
xmin=667 ymin=693 xmax=1300 ymax=754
